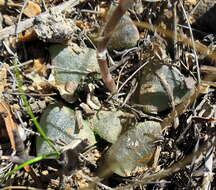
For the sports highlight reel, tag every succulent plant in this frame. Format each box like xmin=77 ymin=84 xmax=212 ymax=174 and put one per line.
xmin=36 ymin=104 xmax=76 ymax=156
xmin=36 ymin=104 xmax=96 ymax=156
xmin=90 ymin=110 xmax=123 ymax=144
xmin=134 ymin=64 xmax=195 ymax=114
xmin=98 ymin=121 xmax=162 ymax=177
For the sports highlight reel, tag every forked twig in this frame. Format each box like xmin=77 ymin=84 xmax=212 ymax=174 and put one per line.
xmin=0 ymin=102 xmax=40 ymax=184
xmin=11 ymin=130 xmax=41 ymax=185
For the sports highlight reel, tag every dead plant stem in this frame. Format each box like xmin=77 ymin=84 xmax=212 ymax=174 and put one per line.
xmin=179 ymin=0 xmax=201 ymax=85
xmin=96 ymin=0 xmax=134 ymax=93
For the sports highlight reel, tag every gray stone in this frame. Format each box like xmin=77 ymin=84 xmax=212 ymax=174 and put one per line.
xmin=49 ymin=43 xmax=100 ymax=103
xmin=108 ymin=14 xmax=139 ymax=50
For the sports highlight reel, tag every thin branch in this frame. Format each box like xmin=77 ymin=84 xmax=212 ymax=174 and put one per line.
xmin=97 ymin=50 xmax=117 ymax=93
xmin=179 ymin=0 xmax=201 ymax=84
xmin=16 ymin=0 xmax=30 ymax=39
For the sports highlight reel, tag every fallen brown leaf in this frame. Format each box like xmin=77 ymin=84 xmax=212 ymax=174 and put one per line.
xmin=23 ymin=1 xmax=41 ymax=18
xmin=25 ymin=58 xmax=47 ymax=76
xmin=0 ymin=102 xmax=17 ymax=150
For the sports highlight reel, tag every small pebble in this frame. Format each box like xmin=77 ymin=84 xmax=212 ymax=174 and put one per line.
xmin=49 ymin=43 xmax=99 ymax=102
xmin=49 ymin=43 xmax=99 ymax=85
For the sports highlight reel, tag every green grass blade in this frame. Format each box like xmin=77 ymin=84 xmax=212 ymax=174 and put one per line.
xmin=13 ymin=58 xmax=60 ymax=154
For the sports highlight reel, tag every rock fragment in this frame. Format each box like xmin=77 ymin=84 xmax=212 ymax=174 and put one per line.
xmin=49 ymin=43 xmax=99 ymax=102
xmin=105 ymin=4 xmax=139 ymax=50
xmin=107 ymin=14 xmax=140 ymax=50
xmin=36 ymin=103 xmax=96 ymax=156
